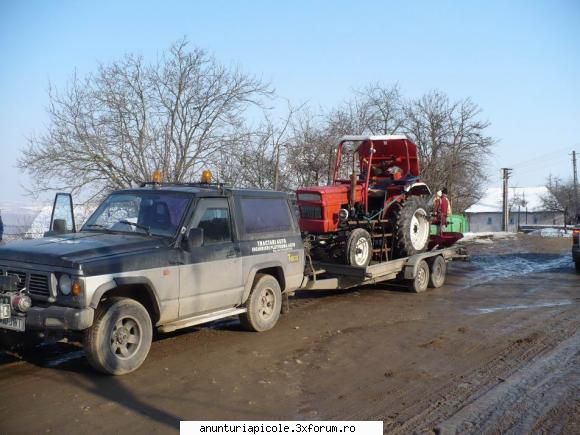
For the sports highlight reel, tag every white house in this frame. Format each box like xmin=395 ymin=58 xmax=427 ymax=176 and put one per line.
xmin=465 ymin=186 xmax=565 ymax=232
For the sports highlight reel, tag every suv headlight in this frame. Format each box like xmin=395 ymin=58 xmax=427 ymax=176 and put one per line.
xmin=59 ymin=274 xmax=72 ymax=295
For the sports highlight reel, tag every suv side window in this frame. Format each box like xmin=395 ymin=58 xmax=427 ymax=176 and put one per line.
xmin=239 ymin=197 xmax=292 ymax=235
xmin=191 ymin=198 xmax=232 ymax=244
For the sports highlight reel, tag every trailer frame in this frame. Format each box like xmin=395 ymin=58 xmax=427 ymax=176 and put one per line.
xmin=300 ymin=245 xmax=468 ymax=293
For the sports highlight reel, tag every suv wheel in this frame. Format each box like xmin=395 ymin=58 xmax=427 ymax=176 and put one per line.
xmin=240 ymin=274 xmax=282 ymax=332
xmin=84 ymin=297 xmax=152 ymax=375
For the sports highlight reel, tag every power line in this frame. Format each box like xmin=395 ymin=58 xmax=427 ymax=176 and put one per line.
xmin=508 ymin=145 xmax=570 ymax=169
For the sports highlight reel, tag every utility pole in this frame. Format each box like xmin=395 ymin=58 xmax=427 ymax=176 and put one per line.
xmin=573 ymin=150 xmax=579 ymax=223
xmin=501 ymin=168 xmax=512 ymax=232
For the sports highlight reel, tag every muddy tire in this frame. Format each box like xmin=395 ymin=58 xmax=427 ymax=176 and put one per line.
xmin=84 ymin=297 xmax=152 ymax=375
xmin=393 ymin=196 xmax=431 ymax=258
xmin=345 ymin=228 xmax=372 ymax=267
xmin=408 ymin=260 xmax=430 ymax=293
xmin=428 ymin=255 xmax=447 ymax=288
xmin=240 ymin=274 xmax=282 ymax=332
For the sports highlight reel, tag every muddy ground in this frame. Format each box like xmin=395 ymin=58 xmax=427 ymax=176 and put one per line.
xmin=0 ymin=235 xmax=578 ymax=434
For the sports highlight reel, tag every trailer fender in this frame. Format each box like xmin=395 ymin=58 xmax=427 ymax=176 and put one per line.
xmin=403 ymin=252 xmax=447 ymax=280
xmin=403 ymin=255 xmax=423 ymax=280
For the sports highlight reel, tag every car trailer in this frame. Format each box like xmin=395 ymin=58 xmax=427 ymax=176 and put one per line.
xmin=300 ymin=246 xmax=469 ymax=293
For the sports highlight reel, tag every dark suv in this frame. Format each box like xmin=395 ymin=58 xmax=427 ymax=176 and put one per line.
xmin=0 ymin=183 xmax=305 ymax=374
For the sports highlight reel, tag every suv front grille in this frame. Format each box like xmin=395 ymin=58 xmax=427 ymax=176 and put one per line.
xmin=0 ymin=268 xmax=50 ymax=297
xmin=29 ymin=274 xmax=50 ymax=296
xmin=300 ymin=205 xmax=323 ymax=220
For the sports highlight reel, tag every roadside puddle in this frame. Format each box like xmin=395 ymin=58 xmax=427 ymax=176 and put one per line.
xmin=460 ymin=254 xmax=573 ymax=288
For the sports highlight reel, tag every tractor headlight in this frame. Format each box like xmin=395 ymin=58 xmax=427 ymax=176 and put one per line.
xmin=339 ymin=209 xmax=349 ymax=222
xmin=59 ymin=274 xmax=72 ymax=295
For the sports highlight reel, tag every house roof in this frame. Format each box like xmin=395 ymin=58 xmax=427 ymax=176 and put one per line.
xmin=465 ymin=186 xmax=550 ymax=214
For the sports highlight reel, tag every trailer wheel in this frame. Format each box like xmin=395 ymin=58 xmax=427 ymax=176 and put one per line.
xmin=240 ymin=274 xmax=282 ymax=332
xmin=428 ymin=256 xmax=447 ymax=288
xmin=345 ymin=228 xmax=372 ymax=267
xmin=408 ymin=260 xmax=430 ymax=293
xmin=84 ymin=297 xmax=152 ymax=375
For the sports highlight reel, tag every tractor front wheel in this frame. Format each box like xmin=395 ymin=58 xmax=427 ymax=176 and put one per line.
xmin=345 ymin=228 xmax=372 ymax=267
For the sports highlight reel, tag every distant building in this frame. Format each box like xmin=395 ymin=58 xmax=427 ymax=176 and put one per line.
xmin=465 ymin=186 xmax=565 ymax=232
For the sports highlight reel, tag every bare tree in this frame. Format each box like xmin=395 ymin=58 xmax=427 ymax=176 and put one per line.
xmin=285 ymin=108 xmax=337 ymax=187
xmin=18 ymin=39 xmax=272 ymax=199
xmin=325 ymin=83 xmax=404 ymax=137
xmin=541 ymin=175 xmax=576 ymax=224
xmin=403 ymin=91 xmax=494 ymax=212
xmin=216 ymin=102 xmax=300 ymax=190
xmin=355 ymin=83 xmax=405 ymax=135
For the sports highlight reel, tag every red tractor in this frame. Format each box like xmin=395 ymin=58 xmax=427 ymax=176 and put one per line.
xmin=297 ymin=135 xmax=433 ymax=267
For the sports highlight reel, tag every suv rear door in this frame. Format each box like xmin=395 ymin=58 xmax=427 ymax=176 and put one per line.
xmin=178 ymin=198 xmax=243 ymax=317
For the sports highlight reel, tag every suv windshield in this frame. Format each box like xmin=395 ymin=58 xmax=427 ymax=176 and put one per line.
xmin=82 ymin=191 xmax=191 ymax=238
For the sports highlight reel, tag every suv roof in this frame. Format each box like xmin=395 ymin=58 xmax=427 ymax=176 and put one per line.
xmin=116 ymin=183 xmax=291 ymax=198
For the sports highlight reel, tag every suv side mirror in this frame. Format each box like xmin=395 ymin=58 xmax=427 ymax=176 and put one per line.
xmin=183 ymin=227 xmax=204 ymax=251
xmin=52 ymin=219 xmax=67 ymax=234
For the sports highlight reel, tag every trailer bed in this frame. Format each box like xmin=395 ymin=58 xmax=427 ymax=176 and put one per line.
xmin=300 ymin=245 xmax=468 ymax=292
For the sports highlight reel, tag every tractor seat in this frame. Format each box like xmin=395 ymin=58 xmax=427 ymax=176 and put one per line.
xmin=394 ymin=175 xmax=418 ymax=185
xmin=368 ymin=188 xmax=387 ymax=198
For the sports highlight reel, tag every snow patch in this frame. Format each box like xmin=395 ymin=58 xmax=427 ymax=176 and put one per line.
xmin=476 ymin=300 xmax=574 ymax=314
xmin=460 ymin=232 xmax=518 ymax=242
xmin=527 ymin=228 xmax=572 ymax=238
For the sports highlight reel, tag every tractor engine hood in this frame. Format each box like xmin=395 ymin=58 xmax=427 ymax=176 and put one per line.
xmin=296 ymin=184 xmax=363 ymax=206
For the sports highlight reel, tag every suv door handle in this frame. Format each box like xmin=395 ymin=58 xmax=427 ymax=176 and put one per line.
xmin=227 ymin=250 xmax=236 ymax=258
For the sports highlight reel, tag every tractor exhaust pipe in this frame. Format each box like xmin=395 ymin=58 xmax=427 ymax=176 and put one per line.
xmin=349 ymin=172 xmax=356 ymax=211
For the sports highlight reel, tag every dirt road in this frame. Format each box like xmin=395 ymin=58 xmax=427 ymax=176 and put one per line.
xmin=1 ymin=235 xmax=578 ymax=434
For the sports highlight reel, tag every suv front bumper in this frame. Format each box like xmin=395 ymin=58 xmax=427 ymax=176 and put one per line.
xmin=26 ymin=306 xmax=95 ymax=331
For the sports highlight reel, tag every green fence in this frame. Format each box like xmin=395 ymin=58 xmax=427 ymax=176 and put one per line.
xmin=430 ymin=214 xmax=469 ymax=235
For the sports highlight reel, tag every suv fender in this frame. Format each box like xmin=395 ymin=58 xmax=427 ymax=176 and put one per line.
xmin=90 ymin=277 xmax=161 ymax=323
xmin=241 ymin=262 xmax=286 ymax=303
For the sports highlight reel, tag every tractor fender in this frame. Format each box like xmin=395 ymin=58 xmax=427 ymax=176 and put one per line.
xmin=404 ymin=182 xmax=431 ymax=196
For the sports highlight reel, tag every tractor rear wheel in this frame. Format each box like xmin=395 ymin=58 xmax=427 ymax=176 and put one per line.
xmin=393 ymin=196 xmax=431 ymax=258
xmin=345 ymin=228 xmax=372 ymax=267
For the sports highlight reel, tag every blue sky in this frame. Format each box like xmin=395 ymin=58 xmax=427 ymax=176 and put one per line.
xmin=1 ymin=0 xmax=579 ymax=202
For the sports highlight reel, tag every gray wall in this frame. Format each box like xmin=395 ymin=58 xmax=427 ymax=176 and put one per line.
xmin=467 ymin=211 xmax=565 ymax=233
